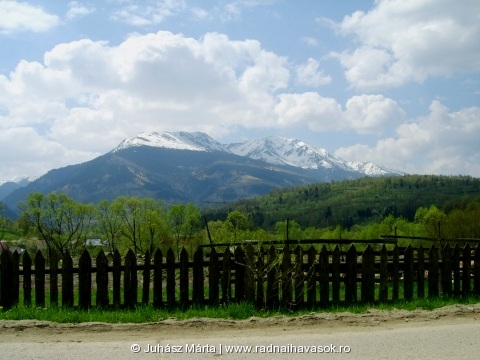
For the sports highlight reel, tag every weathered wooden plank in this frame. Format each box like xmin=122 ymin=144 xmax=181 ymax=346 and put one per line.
xmin=0 ymin=250 xmax=13 ymax=308
xmin=142 ymin=250 xmax=151 ymax=305
xmin=293 ymin=246 xmax=304 ymax=308
xmin=345 ymin=245 xmax=357 ymax=304
xmin=417 ymin=245 xmax=425 ymax=299
xmin=208 ymin=247 xmax=219 ymax=306
xmin=124 ymin=249 xmax=137 ymax=308
xmin=96 ymin=250 xmax=109 ymax=307
xmin=166 ymin=248 xmax=176 ymax=308
xmin=462 ymin=244 xmax=471 ymax=296
xmin=49 ymin=251 xmax=58 ymax=307
xmin=193 ymin=247 xmax=204 ymax=305
xmin=281 ymin=244 xmax=292 ymax=308
xmin=392 ymin=246 xmax=399 ymax=301
xmin=245 ymin=243 xmax=255 ymax=303
xmin=234 ymin=246 xmax=246 ymax=302
xmin=34 ymin=251 xmax=45 ymax=308
xmin=306 ymin=246 xmax=317 ymax=307
xmin=474 ymin=245 xmax=480 ymax=295
xmin=361 ymin=245 xmax=375 ymax=303
xmin=319 ymin=246 xmax=329 ymax=306
xmin=78 ymin=250 xmax=92 ymax=309
xmin=153 ymin=249 xmax=163 ymax=308
xmin=266 ymin=245 xmax=278 ymax=309
xmin=441 ymin=244 xmax=452 ymax=296
xmin=179 ymin=247 xmax=189 ymax=309
xmin=403 ymin=245 xmax=414 ymax=301
xmin=379 ymin=245 xmax=388 ymax=302
xmin=428 ymin=245 xmax=439 ymax=297
xmin=452 ymin=245 xmax=460 ymax=296
xmin=112 ymin=250 xmax=121 ymax=307
xmin=332 ymin=246 xmax=340 ymax=303
xmin=222 ymin=247 xmax=232 ymax=304
xmin=256 ymin=245 xmax=265 ymax=308
xmin=62 ymin=250 xmax=74 ymax=307
xmin=23 ymin=252 xmax=32 ymax=306
xmin=11 ymin=251 xmax=20 ymax=306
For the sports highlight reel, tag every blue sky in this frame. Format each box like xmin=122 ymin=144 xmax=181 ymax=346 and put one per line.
xmin=0 ymin=0 xmax=479 ymax=181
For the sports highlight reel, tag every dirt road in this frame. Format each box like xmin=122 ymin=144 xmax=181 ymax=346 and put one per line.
xmin=1 ymin=304 xmax=480 ymax=359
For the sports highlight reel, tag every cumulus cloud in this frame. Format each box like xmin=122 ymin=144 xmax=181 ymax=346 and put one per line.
xmin=295 ymin=58 xmax=331 ymax=87
xmin=66 ymin=1 xmax=95 ymax=20
xmin=0 ymin=1 xmax=60 ymax=34
xmin=334 ymin=0 xmax=480 ymax=88
xmin=335 ymin=101 xmax=480 ymax=175
xmin=275 ymin=93 xmax=404 ymax=134
xmin=111 ymin=0 xmax=186 ymax=26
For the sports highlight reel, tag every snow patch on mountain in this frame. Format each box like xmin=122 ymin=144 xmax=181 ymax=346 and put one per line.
xmin=113 ymin=131 xmax=228 ymax=153
xmin=226 ymin=136 xmax=351 ymax=171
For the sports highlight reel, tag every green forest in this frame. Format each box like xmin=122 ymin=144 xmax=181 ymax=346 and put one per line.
xmin=1 ymin=174 xmax=480 ymax=256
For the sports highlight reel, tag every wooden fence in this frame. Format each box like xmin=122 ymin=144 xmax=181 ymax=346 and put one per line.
xmin=1 ymin=242 xmax=480 ymax=310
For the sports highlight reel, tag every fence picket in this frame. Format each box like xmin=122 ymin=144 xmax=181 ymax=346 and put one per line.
xmin=319 ymin=246 xmax=329 ymax=306
xmin=49 ymin=251 xmax=58 ymax=307
xmin=281 ymin=244 xmax=292 ymax=308
xmin=209 ymin=247 xmax=219 ymax=306
xmin=23 ymin=251 xmax=32 ymax=306
xmin=362 ymin=245 xmax=375 ymax=303
xmin=379 ymin=245 xmax=388 ymax=302
xmin=417 ymin=245 xmax=425 ymax=298
xmin=306 ymin=246 xmax=316 ymax=307
xmin=428 ymin=245 xmax=439 ymax=297
xmin=193 ymin=247 xmax=204 ymax=305
xmin=166 ymin=248 xmax=176 ymax=308
xmin=96 ymin=250 xmax=109 ymax=307
xmin=345 ymin=245 xmax=357 ymax=304
xmin=79 ymin=250 xmax=92 ymax=309
xmin=153 ymin=249 xmax=163 ymax=308
xmin=462 ymin=244 xmax=471 ymax=296
xmin=293 ymin=246 xmax=304 ymax=308
xmin=142 ymin=250 xmax=151 ymax=305
xmin=62 ymin=250 xmax=74 ymax=307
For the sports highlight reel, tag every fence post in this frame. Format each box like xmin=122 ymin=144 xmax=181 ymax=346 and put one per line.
xmin=345 ymin=245 xmax=357 ymax=304
xmin=361 ymin=245 xmax=375 ymax=303
xmin=428 ymin=245 xmax=439 ymax=297
xmin=34 ymin=251 xmax=45 ymax=308
xmin=193 ymin=247 xmax=204 ymax=306
xmin=379 ymin=245 xmax=388 ymax=302
xmin=96 ymin=250 xmax=109 ymax=307
xmin=319 ymin=246 xmax=329 ymax=307
xmin=404 ymin=245 xmax=414 ymax=301
xmin=209 ymin=247 xmax=219 ymax=306
xmin=462 ymin=244 xmax=471 ymax=296
xmin=23 ymin=252 xmax=32 ymax=306
xmin=62 ymin=250 xmax=74 ymax=307
xmin=153 ymin=249 xmax=163 ymax=308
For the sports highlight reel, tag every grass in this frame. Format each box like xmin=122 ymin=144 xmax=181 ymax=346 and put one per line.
xmin=1 ymin=296 xmax=479 ymax=324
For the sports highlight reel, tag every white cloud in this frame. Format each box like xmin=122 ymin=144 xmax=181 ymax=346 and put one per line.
xmin=275 ymin=93 xmax=404 ymax=134
xmin=66 ymin=1 xmax=95 ymax=20
xmin=111 ymin=0 xmax=186 ymax=26
xmin=0 ymin=1 xmax=60 ymax=34
xmin=334 ymin=0 xmax=480 ymax=89
xmin=295 ymin=58 xmax=331 ymax=87
xmin=335 ymin=101 xmax=480 ymax=175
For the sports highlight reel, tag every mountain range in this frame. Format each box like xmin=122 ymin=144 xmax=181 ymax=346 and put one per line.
xmin=1 ymin=131 xmax=402 ymax=214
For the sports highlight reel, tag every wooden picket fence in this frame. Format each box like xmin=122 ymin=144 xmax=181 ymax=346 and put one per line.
xmin=1 ymin=242 xmax=480 ymax=310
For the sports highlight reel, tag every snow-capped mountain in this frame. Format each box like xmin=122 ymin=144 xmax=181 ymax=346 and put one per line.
xmin=0 ymin=176 xmax=37 ymax=201
xmin=114 ymin=131 xmax=228 ymax=153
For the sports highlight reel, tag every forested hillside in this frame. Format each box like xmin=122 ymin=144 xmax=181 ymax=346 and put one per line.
xmin=205 ymin=175 xmax=480 ymax=230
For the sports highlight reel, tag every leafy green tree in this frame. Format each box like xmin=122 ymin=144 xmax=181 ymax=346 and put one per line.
xmin=168 ymin=204 xmax=186 ymax=257
xmin=19 ymin=192 xmax=95 ymax=255
xmin=0 ymin=203 xmax=5 ymax=241
xmin=96 ymin=199 xmax=122 ymax=253
xmin=414 ymin=205 xmax=446 ymax=238
xmin=226 ymin=210 xmax=252 ymax=242
xmin=141 ymin=198 xmax=169 ymax=254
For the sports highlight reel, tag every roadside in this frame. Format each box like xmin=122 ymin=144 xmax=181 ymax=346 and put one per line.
xmin=1 ymin=304 xmax=480 ymax=359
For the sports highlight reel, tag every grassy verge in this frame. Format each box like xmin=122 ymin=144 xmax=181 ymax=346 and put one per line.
xmin=1 ymin=296 xmax=479 ymax=324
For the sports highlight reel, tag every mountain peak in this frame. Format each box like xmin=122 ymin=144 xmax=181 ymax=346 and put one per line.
xmin=113 ymin=131 xmax=228 ymax=153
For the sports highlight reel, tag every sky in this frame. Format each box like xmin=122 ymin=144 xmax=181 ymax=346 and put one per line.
xmin=0 ymin=0 xmax=479 ymax=182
